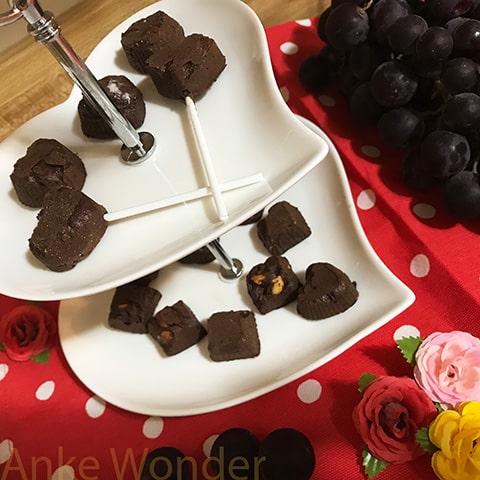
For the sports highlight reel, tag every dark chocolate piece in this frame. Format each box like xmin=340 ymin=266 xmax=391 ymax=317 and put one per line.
xmin=178 ymin=245 xmax=215 ymax=264
xmin=141 ymin=447 xmax=189 ymax=480
xmin=10 ymin=138 xmax=86 ymax=208
xmin=296 ymin=262 xmax=359 ymax=320
xmin=147 ymin=33 xmax=226 ymax=101
xmin=28 ymin=187 xmax=108 ymax=272
xmin=257 ymin=201 xmax=312 ymax=256
xmin=126 ymin=270 xmax=159 ymax=287
xmin=77 ymin=75 xmax=146 ymax=139
xmin=240 ymin=208 xmax=264 ymax=226
xmin=258 ymin=428 xmax=316 ymax=480
xmin=207 ymin=310 xmax=260 ymax=362
xmin=121 ymin=10 xmax=185 ymax=74
xmin=108 ymin=285 xmax=161 ymax=333
xmin=147 ymin=300 xmax=206 ymax=356
xmin=246 ymin=256 xmax=301 ymax=314
xmin=210 ymin=428 xmax=260 ymax=480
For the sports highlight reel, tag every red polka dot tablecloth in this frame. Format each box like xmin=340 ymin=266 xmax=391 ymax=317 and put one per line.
xmin=1 ymin=17 xmax=480 ymax=480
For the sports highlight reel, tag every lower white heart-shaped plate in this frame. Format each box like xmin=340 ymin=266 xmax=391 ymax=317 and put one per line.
xmin=58 ymin=117 xmax=415 ymax=417
xmin=0 ymin=0 xmax=328 ymax=301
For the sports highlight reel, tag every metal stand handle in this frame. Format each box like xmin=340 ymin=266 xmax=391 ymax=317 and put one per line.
xmin=1 ymin=0 xmax=156 ymax=165
xmin=207 ymin=239 xmax=244 ymax=280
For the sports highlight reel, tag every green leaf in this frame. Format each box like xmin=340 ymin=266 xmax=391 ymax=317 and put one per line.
xmin=362 ymin=449 xmax=389 ymax=479
xmin=0 ymin=343 xmax=5 ymax=352
xmin=434 ymin=402 xmax=445 ymax=413
xmin=359 ymin=373 xmax=377 ymax=393
xmin=31 ymin=350 xmax=50 ymax=364
xmin=416 ymin=427 xmax=438 ymax=455
xmin=396 ymin=336 xmax=423 ymax=365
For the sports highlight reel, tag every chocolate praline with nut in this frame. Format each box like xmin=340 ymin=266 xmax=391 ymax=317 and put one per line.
xmin=246 ymin=256 xmax=301 ymax=314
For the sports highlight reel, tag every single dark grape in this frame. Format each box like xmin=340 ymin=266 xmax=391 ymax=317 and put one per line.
xmin=440 ymin=57 xmax=479 ymax=94
xmin=349 ymin=81 xmax=386 ymax=123
xmin=210 ymin=428 xmax=260 ymax=480
xmin=369 ymin=0 xmax=411 ymax=44
xmin=453 ymin=18 xmax=480 ymax=55
xmin=371 ymin=60 xmax=418 ymax=107
xmin=445 ymin=15 xmax=469 ymax=33
xmin=349 ymin=41 xmax=390 ymax=81
xmin=425 ymin=0 xmax=474 ymax=23
xmin=331 ymin=0 xmax=365 ymax=6
xmin=378 ymin=108 xmax=425 ymax=149
xmin=442 ymin=92 xmax=480 ymax=134
xmin=325 ymin=3 xmax=370 ymax=52
xmin=298 ymin=53 xmax=333 ymax=91
xmin=140 ymin=447 xmax=189 ymax=480
xmin=258 ymin=429 xmax=315 ymax=480
xmin=415 ymin=26 xmax=453 ymax=63
xmin=387 ymin=14 xmax=428 ymax=54
xmin=401 ymin=149 xmax=439 ymax=191
xmin=316 ymin=7 xmax=331 ymax=42
xmin=419 ymin=130 xmax=471 ymax=179
xmin=442 ymin=170 xmax=480 ymax=217
xmin=338 ymin=64 xmax=361 ymax=96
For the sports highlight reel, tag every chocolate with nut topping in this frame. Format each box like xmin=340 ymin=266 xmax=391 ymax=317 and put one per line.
xmin=147 ymin=300 xmax=206 ymax=356
xmin=108 ymin=284 xmax=162 ymax=334
xmin=246 ymin=256 xmax=301 ymax=314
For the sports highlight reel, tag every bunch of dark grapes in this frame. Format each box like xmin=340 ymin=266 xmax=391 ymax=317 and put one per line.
xmin=299 ymin=0 xmax=480 ymax=219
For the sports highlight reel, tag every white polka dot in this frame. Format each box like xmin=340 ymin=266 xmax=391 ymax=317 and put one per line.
xmin=85 ymin=396 xmax=106 ymax=418
xmin=52 ymin=465 xmax=75 ymax=480
xmin=394 ymin=325 xmax=421 ymax=341
xmin=412 ymin=203 xmax=436 ymax=219
xmin=410 ymin=254 xmax=430 ymax=278
xmin=317 ymin=94 xmax=336 ymax=107
xmin=295 ymin=19 xmax=312 ymax=27
xmin=357 ymin=189 xmax=376 ymax=210
xmin=142 ymin=416 xmax=164 ymax=439
xmin=0 ymin=439 xmax=13 ymax=464
xmin=280 ymin=86 xmax=290 ymax=103
xmin=0 ymin=364 xmax=8 ymax=382
xmin=297 ymin=379 xmax=322 ymax=404
xmin=280 ymin=42 xmax=299 ymax=55
xmin=35 ymin=380 xmax=55 ymax=401
xmin=203 ymin=434 xmax=218 ymax=457
xmin=361 ymin=145 xmax=381 ymax=159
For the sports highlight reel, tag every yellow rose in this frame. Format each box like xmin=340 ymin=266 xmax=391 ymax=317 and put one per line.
xmin=429 ymin=401 xmax=480 ymax=480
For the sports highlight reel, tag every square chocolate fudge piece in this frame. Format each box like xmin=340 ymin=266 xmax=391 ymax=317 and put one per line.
xmin=246 ymin=256 xmax=301 ymax=314
xmin=257 ymin=201 xmax=311 ymax=256
xmin=207 ymin=310 xmax=260 ymax=362
xmin=147 ymin=301 xmax=206 ymax=356
xmin=108 ymin=285 xmax=162 ymax=333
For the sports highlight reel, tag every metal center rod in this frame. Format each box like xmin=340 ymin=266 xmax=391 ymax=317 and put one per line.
xmin=207 ymin=239 xmax=244 ymax=280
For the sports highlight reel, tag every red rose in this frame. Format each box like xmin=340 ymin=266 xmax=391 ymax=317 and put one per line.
xmin=0 ymin=305 xmax=57 ymax=362
xmin=352 ymin=375 xmax=437 ymax=464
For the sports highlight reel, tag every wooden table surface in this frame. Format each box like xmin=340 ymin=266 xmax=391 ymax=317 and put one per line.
xmin=0 ymin=0 xmax=327 ymax=142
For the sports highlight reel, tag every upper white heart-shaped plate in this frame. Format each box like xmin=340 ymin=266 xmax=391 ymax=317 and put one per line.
xmin=0 ymin=0 xmax=328 ymax=300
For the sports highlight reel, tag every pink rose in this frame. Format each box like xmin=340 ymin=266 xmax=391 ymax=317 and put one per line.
xmin=414 ymin=331 xmax=480 ymax=409
xmin=352 ymin=375 xmax=437 ymax=464
xmin=0 ymin=305 xmax=57 ymax=361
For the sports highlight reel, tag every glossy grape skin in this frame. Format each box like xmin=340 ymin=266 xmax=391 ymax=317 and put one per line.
xmin=317 ymin=7 xmax=331 ymax=42
xmin=369 ymin=0 xmax=411 ymax=44
xmin=371 ymin=60 xmax=418 ymax=107
xmin=442 ymin=170 xmax=480 ymax=218
xmin=387 ymin=14 xmax=428 ymax=54
xmin=440 ymin=57 xmax=479 ymax=94
xmin=378 ymin=108 xmax=425 ymax=149
xmin=325 ymin=3 xmax=370 ymax=52
xmin=419 ymin=130 xmax=471 ymax=179
xmin=442 ymin=92 xmax=480 ymax=135
xmin=349 ymin=81 xmax=386 ymax=124
xmin=453 ymin=18 xmax=480 ymax=55
xmin=349 ymin=41 xmax=390 ymax=81
xmin=415 ymin=26 xmax=454 ymax=63
xmin=425 ymin=0 xmax=474 ymax=24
